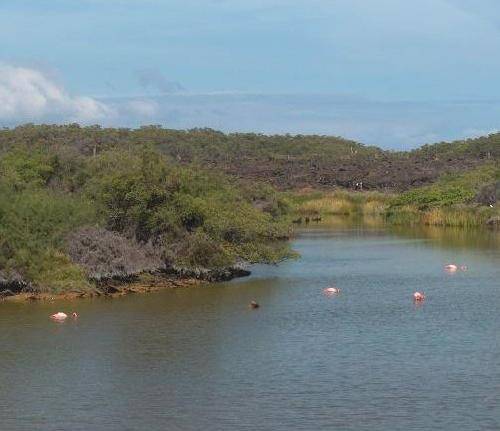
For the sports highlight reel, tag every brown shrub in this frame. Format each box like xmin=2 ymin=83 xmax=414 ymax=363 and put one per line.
xmin=66 ymin=227 xmax=163 ymax=281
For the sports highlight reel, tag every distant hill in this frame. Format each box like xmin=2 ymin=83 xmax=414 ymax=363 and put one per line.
xmin=0 ymin=124 xmax=497 ymax=190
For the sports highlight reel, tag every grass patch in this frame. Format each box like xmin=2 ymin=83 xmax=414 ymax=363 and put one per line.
xmin=290 ymin=190 xmax=392 ymax=216
xmin=386 ymin=164 xmax=499 ymax=227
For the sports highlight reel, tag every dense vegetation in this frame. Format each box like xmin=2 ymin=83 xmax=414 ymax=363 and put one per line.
xmin=386 ymin=164 xmax=499 ymax=227
xmin=0 ymin=139 xmax=292 ymax=294
xmin=0 ymin=124 xmax=498 ymax=295
xmin=294 ymin=164 xmax=499 ymax=227
xmin=0 ymin=124 xmax=498 ymax=190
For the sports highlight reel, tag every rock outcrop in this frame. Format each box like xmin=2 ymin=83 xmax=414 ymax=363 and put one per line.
xmin=486 ymin=216 xmax=500 ymax=228
xmin=0 ymin=271 xmax=30 ymax=295
xmin=167 ymin=263 xmax=251 ymax=282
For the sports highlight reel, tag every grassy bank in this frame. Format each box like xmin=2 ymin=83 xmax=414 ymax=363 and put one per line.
xmin=290 ymin=190 xmax=392 ymax=217
xmin=386 ymin=164 xmax=499 ymax=227
xmin=291 ymin=164 xmax=499 ymax=227
xmin=385 ymin=205 xmax=498 ymax=228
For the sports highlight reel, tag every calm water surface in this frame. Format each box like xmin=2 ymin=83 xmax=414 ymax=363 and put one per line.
xmin=1 ymin=221 xmax=499 ymax=431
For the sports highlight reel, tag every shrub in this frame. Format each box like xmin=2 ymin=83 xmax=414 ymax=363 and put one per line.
xmin=0 ymin=187 xmax=99 ymax=292
xmin=66 ymin=227 xmax=163 ymax=281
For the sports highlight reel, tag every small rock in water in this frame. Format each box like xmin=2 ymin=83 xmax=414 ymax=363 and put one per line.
xmin=249 ymin=300 xmax=260 ymax=309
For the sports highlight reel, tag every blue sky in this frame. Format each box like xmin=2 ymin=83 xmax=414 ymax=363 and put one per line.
xmin=1 ymin=0 xmax=500 ymax=148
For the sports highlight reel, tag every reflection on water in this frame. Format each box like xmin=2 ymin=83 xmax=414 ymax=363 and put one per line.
xmin=0 ymin=220 xmax=499 ymax=431
xmin=392 ymin=224 xmax=500 ymax=251
xmin=304 ymin=215 xmax=500 ymax=251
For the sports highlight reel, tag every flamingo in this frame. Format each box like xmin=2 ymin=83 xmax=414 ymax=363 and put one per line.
xmin=413 ymin=292 xmax=425 ymax=301
xmin=324 ymin=287 xmax=340 ymax=294
xmin=50 ymin=312 xmax=68 ymax=321
xmin=444 ymin=264 xmax=458 ymax=273
xmin=50 ymin=312 xmax=78 ymax=321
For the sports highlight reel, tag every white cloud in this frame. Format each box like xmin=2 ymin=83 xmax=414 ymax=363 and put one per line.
xmin=124 ymin=99 xmax=159 ymax=117
xmin=0 ymin=63 xmax=114 ymax=123
xmin=2 ymin=63 xmax=500 ymax=149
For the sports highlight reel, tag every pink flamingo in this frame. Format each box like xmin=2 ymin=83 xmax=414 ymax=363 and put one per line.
xmin=444 ymin=264 xmax=458 ymax=273
xmin=413 ymin=292 xmax=425 ymax=301
xmin=50 ymin=312 xmax=78 ymax=321
xmin=50 ymin=312 xmax=68 ymax=321
xmin=324 ymin=287 xmax=341 ymax=294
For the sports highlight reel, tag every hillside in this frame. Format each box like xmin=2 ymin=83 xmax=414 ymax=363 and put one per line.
xmin=0 ymin=125 xmax=497 ymax=190
xmin=0 ymin=124 xmax=498 ymax=295
xmin=0 ymin=140 xmax=292 ymax=295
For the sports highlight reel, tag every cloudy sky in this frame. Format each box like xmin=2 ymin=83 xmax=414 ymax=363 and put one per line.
xmin=1 ymin=0 xmax=500 ymax=148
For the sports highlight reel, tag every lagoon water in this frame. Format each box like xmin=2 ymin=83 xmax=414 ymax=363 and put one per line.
xmin=0 ymin=220 xmax=499 ymax=431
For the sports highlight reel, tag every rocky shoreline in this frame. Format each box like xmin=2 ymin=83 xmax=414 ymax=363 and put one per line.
xmin=0 ymin=265 xmax=252 ymax=302
xmin=0 ymin=224 xmax=253 ymax=303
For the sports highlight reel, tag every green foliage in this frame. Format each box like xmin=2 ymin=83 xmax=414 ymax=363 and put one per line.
xmin=83 ymin=147 xmax=291 ymax=266
xmin=390 ymin=186 xmax=475 ymax=210
xmin=0 ymin=147 xmax=56 ymax=189
xmin=0 ymin=137 xmax=293 ymax=292
xmin=1 ymin=124 xmax=497 ymax=191
xmin=288 ymin=190 xmax=391 ymax=216
xmin=0 ymin=186 xmax=98 ymax=291
xmin=386 ymin=164 xmax=499 ymax=226
xmin=0 ymin=124 xmax=497 ymax=293
xmin=30 ymin=250 xmax=91 ymax=294
xmin=173 ymin=229 xmax=234 ymax=268
xmin=389 ymin=164 xmax=498 ymax=210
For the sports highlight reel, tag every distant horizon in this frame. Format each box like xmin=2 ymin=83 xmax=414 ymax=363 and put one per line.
xmin=2 ymin=1 xmax=500 ymax=149
xmin=3 ymin=117 xmax=498 ymax=152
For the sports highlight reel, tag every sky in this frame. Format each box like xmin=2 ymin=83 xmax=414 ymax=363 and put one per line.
xmin=1 ymin=0 xmax=500 ymax=148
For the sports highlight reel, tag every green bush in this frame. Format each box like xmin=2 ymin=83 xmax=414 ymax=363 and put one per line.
xmin=0 ymin=141 xmax=293 ymax=292
xmin=390 ymin=164 xmax=498 ymax=210
xmin=0 ymin=186 xmax=98 ymax=291
xmin=0 ymin=147 xmax=56 ymax=190
xmin=83 ymin=147 xmax=291 ymax=267
xmin=386 ymin=164 xmax=499 ymax=226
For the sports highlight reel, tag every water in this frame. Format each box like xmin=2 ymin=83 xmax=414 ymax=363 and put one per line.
xmin=0 ymin=220 xmax=499 ymax=431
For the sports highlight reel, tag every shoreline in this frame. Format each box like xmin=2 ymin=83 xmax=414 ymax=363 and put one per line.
xmin=0 ymin=263 xmax=253 ymax=303
xmin=0 ymin=274 xmax=206 ymax=303
xmin=2 ymin=213 xmax=497 ymax=304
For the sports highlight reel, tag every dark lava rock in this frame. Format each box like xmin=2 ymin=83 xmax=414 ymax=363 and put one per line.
xmin=486 ymin=216 xmax=500 ymax=228
xmin=168 ymin=263 xmax=251 ymax=282
xmin=0 ymin=270 xmax=30 ymax=294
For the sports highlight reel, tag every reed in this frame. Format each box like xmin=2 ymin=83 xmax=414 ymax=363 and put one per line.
xmin=295 ymin=190 xmax=391 ymax=216
xmin=297 ymin=195 xmax=356 ymax=215
xmin=292 ymin=165 xmax=498 ymax=229
xmin=361 ymin=194 xmax=391 ymax=215
xmin=385 ymin=164 xmax=499 ymax=228
xmin=387 ymin=205 xmax=496 ymax=228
